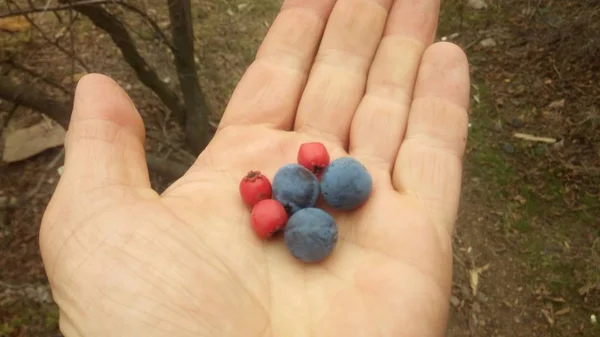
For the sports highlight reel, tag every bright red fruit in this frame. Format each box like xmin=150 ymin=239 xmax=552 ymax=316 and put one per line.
xmin=251 ymin=199 xmax=288 ymax=239
xmin=297 ymin=142 xmax=330 ymax=178
xmin=239 ymin=170 xmax=272 ymax=207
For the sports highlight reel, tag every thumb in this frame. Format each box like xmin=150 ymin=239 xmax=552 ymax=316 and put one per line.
xmin=60 ymin=73 xmax=152 ymax=195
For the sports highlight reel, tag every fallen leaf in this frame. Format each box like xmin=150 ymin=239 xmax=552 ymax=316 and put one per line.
xmin=479 ymin=37 xmax=497 ymax=48
xmin=0 ymin=16 xmax=31 ymax=33
xmin=469 ymin=269 xmax=479 ymax=296
xmin=541 ymin=309 xmax=554 ymax=326
xmin=468 ymin=0 xmax=488 ymax=9
xmin=548 ymin=98 xmax=565 ymax=109
xmin=450 ymin=295 xmax=461 ymax=307
xmin=555 ymin=307 xmax=570 ymax=316
xmin=61 ymin=72 xmax=87 ymax=84
xmin=2 ymin=120 xmax=66 ymax=163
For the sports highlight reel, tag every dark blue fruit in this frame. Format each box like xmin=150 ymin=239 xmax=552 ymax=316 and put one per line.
xmin=320 ymin=157 xmax=372 ymax=210
xmin=284 ymin=208 xmax=338 ymax=263
xmin=272 ymin=164 xmax=320 ymax=214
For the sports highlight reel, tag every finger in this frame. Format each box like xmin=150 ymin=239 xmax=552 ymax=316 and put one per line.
xmin=349 ymin=0 xmax=440 ymax=171
xmin=61 ymin=73 xmax=151 ymax=194
xmin=392 ymin=42 xmax=470 ymax=235
xmin=294 ymin=0 xmax=394 ymax=146
xmin=218 ymin=0 xmax=337 ymax=131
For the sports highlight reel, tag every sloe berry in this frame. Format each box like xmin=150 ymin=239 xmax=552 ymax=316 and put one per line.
xmin=272 ymin=164 xmax=320 ymax=214
xmin=320 ymin=157 xmax=372 ymax=210
xmin=284 ymin=208 xmax=338 ymax=263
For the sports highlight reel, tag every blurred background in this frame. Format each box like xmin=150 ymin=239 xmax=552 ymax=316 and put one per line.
xmin=0 ymin=0 xmax=599 ymax=336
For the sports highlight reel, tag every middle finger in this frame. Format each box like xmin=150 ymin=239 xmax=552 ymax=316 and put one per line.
xmin=293 ymin=0 xmax=394 ymax=147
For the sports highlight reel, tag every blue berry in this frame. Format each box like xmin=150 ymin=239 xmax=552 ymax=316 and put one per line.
xmin=284 ymin=208 xmax=338 ymax=263
xmin=320 ymin=157 xmax=372 ymax=210
xmin=272 ymin=164 xmax=320 ymax=214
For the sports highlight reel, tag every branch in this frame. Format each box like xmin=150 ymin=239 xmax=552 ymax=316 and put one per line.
xmin=117 ymin=2 xmax=176 ymax=54
xmin=0 ymin=0 xmax=112 ymax=19
xmin=0 ymin=74 xmax=188 ymax=179
xmin=61 ymin=0 xmax=186 ymax=124
xmin=5 ymin=0 xmax=90 ymax=72
xmin=4 ymin=59 xmax=71 ymax=95
xmin=167 ymin=0 xmax=211 ymax=155
xmin=0 ymin=75 xmax=71 ymax=128
xmin=0 ymin=0 xmax=176 ymax=54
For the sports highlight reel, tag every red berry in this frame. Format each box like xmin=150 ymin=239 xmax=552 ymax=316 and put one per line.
xmin=239 ymin=170 xmax=272 ymax=207
xmin=297 ymin=142 xmax=330 ymax=178
xmin=250 ymin=199 xmax=288 ymax=239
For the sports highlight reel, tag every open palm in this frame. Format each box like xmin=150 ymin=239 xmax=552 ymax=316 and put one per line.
xmin=40 ymin=0 xmax=470 ymax=336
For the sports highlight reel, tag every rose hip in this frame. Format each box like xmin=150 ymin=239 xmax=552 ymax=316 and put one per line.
xmin=239 ymin=170 xmax=272 ymax=208
xmin=297 ymin=142 xmax=330 ymax=178
xmin=251 ymin=199 xmax=288 ymax=239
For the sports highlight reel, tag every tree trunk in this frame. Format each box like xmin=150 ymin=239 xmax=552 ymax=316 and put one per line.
xmin=167 ymin=0 xmax=211 ymax=155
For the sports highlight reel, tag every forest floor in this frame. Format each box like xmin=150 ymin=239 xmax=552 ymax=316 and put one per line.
xmin=0 ymin=0 xmax=599 ymax=336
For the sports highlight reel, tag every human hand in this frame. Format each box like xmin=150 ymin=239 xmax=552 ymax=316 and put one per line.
xmin=40 ymin=0 xmax=470 ymax=336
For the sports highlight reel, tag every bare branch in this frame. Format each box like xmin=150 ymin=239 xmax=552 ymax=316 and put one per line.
xmin=117 ymin=1 xmax=176 ymax=54
xmin=4 ymin=59 xmax=71 ymax=94
xmin=0 ymin=0 xmax=112 ymax=19
xmin=0 ymin=0 xmax=176 ymax=54
xmin=0 ymin=75 xmax=71 ymax=128
xmin=0 ymin=75 xmax=188 ymax=179
xmin=167 ymin=0 xmax=211 ymax=154
xmin=59 ymin=0 xmax=186 ymax=124
xmin=5 ymin=0 xmax=90 ymax=72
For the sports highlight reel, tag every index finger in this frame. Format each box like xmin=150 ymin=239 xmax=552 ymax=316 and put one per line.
xmin=217 ymin=0 xmax=337 ymax=131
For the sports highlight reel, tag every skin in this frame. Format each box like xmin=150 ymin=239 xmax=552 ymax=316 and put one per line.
xmin=40 ymin=0 xmax=470 ymax=336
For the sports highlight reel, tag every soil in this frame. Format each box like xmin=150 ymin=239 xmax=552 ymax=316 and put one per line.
xmin=1 ymin=0 xmax=599 ymax=336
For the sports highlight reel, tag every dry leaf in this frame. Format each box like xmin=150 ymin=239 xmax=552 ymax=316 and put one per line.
xmin=548 ymin=99 xmax=565 ymax=109
xmin=61 ymin=72 xmax=87 ymax=84
xmin=468 ymin=0 xmax=488 ymax=9
xmin=0 ymin=16 xmax=31 ymax=33
xmin=2 ymin=121 xmax=65 ymax=163
xmin=555 ymin=307 xmax=570 ymax=316
xmin=541 ymin=309 xmax=554 ymax=326
xmin=469 ymin=269 xmax=479 ymax=296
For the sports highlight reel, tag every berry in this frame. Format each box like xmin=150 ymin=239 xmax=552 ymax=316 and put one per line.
xmin=272 ymin=164 xmax=320 ymax=215
xmin=284 ymin=207 xmax=338 ymax=263
xmin=297 ymin=142 xmax=330 ymax=178
xmin=251 ymin=199 xmax=288 ymax=239
xmin=239 ymin=170 xmax=272 ymax=208
xmin=320 ymin=157 xmax=372 ymax=210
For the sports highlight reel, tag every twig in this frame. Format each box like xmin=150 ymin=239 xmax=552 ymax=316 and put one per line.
xmin=5 ymin=59 xmax=71 ymax=95
xmin=117 ymin=1 xmax=176 ymax=54
xmin=22 ymin=148 xmax=65 ymax=200
xmin=0 ymin=75 xmax=189 ymax=180
xmin=0 ymin=75 xmax=72 ymax=127
xmin=62 ymin=1 xmax=186 ymax=124
xmin=68 ymin=1 xmax=76 ymax=91
xmin=513 ymin=132 xmax=557 ymax=143
xmin=5 ymin=0 xmax=90 ymax=72
xmin=0 ymin=0 xmax=113 ymax=19
xmin=464 ymin=36 xmax=484 ymax=51
xmin=0 ymin=0 xmax=176 ymax=54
